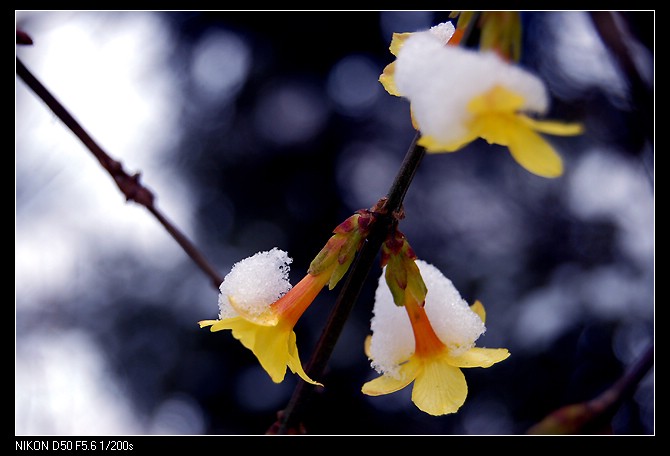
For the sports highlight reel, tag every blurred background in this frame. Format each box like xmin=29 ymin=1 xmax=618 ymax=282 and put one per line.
xmin=15 ymin=11 xmax=653 ymax=436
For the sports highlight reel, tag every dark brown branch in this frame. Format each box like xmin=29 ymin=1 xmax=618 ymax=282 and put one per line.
xmin=271 ymin=132 xmax=425 ymax=434
xmin=527 ymin=343 xmax=654 ymax=434
xmin=16 ymin=29 xmax=34 ymax=45
xmin=16 ymin=56 xmax=224 ymax=289
xmin=588 ymin=12 xmax=653 ymax=149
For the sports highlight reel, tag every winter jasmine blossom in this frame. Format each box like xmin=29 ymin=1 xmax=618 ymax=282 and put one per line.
xmin=362 ymin=259 xmax=510 ymax=415
xmin=199 ymin=248 xmax=326 ymax=385
xmin=381 ymin=22 xmax=583 ymax=178
xmin=379 ymin=21 xmax=456 ymax=99
xmin=199 ymin=212 xmax=374 ymax=386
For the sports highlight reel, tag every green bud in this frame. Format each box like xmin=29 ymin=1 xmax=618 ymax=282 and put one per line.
xmin=308 ymin=210 xmax=375 ymax=290
xmin=382 ymin=230 xmax=427 ymax=307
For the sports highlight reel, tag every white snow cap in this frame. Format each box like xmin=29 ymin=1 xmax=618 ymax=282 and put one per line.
xmin=428 ymin=21 xmax=456 ymax=45
xmin=217 ymin=248 xmax=293 ymax=319
xmin=368 ymin=260 xmax=486 ymax=378
xmin=393 ymin=29 xmax=549 ymax=146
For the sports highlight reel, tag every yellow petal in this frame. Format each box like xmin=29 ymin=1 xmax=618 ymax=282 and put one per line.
xmin=201 ymin=316 xmax=249 ymax=333
xmin=389 ymin=32 xmax=412 ymax=56
xmin=363 ymin=334 xmax=372 ymax=358
xmin=470 ymin=113 xmax=516 ymax=146
xmin=214 ymin=317 xmax=289 ymax=383
xmin=469 ymin=300 xmax=486 ymax=324
xmin=506 ymin=126 xmax=564 ymax=178
xmin=419 ymin=132 xmax=477 ymax=153
xmin=380 ymin=32 xmax=414 ymax=97
xmin=244 ymin=324 xmax=292 ymax=383
xmin=286 ymin=330 xmax=323 ymax=386
xmin=411 ymin=356 xmax=467 ymax=415
xmin=379 ymin=62 xmax=401 ymax=96
xmin=467 ymin=85 xmax=526 ymax=115
xmin=409 ymin=107 xmax=420 ymax=131
xmin=228 ymin=295 xmax=279 ymax=326
xmin=204 ymin=316 xmax=314 ymax=385
xmin=448 ymin=347 xmax=510 ymax=368
xmin=520 ymin=116 xmax=584 ymax=136
xmin=361 ymin=359 xmax=419 ymax=396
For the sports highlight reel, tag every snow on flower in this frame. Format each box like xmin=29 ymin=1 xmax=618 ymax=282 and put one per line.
xmin=363 ymin=260 xmax=510 ymax=415
xmin=382 ymin=22 xmax=583 ymax=178
xmin=199 ymin=248 xmax=327 ymax=386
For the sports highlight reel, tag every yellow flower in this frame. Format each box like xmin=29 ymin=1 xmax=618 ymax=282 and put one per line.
xmin=199 ymin=248 xmax=337 ymax=386
xmin=363 ymin=260 xmax=510 ymax=415
xmin=379 ymin=21 xmax=455 ymax=100
xmin=363 ymin=298 xmax=509 ymax=415
xmin=199 ymin=213 xmax=372 ymax=386
xmin=422 ymin=84 xmax=584 ymax=178
xmin=381 ymin=22 xmax=583 ymax=178
xmin=200 ymin=268 xmax=332 ymax=386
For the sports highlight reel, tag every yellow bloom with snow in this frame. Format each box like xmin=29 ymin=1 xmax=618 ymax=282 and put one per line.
xmin=379 ymin=21 xmax=455 ymax=99
xmin=199 ymin=213 xmax=372 ymax=386
xmin=362 ymin=260 xmax=509 ymax=415
xmin=381 ymin=22 xmax=583 ymax=178
xmin=199 ymin=248 xmax=330 ymax=386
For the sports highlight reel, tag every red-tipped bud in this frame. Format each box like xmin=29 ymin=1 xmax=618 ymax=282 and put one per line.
xmin=382 ymin=230 xmax=426 ymax=308
xmin=308 ymin=210 xmax=375 ymax=289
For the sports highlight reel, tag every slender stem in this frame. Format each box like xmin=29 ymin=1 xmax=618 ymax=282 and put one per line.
xmin=526 ymin=343 xmax=654 ymax=434
xmin=578 ymin=343 xmax=654 ymax=433
xmin=588 ymin=12 xmax=655 ymax=202
xmin=16 ymin=57 xmax=224 ymax=289
xmin=272 ymin=132 xmax=425 ymax=434
xmin=383 ymin=132 xmax=425 ymax=215
xmin=588 ymin=11 xmax=652 ymax=133
xmin=147 ymin=206 xmax=224 ymax=288
xmin=607 ymin=343 xmax=654 ymax=409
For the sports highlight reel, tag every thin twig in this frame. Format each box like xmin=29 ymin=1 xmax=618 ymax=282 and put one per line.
xmin=527 ymin=343 xmax=654 ymax=434
xmin=588 ymin=12 xmax=653 ymax=149
xmin=272 ymin=132 xmax=425 ymax=434
xmin=16 ymin=56 xmax=224 ymax=289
